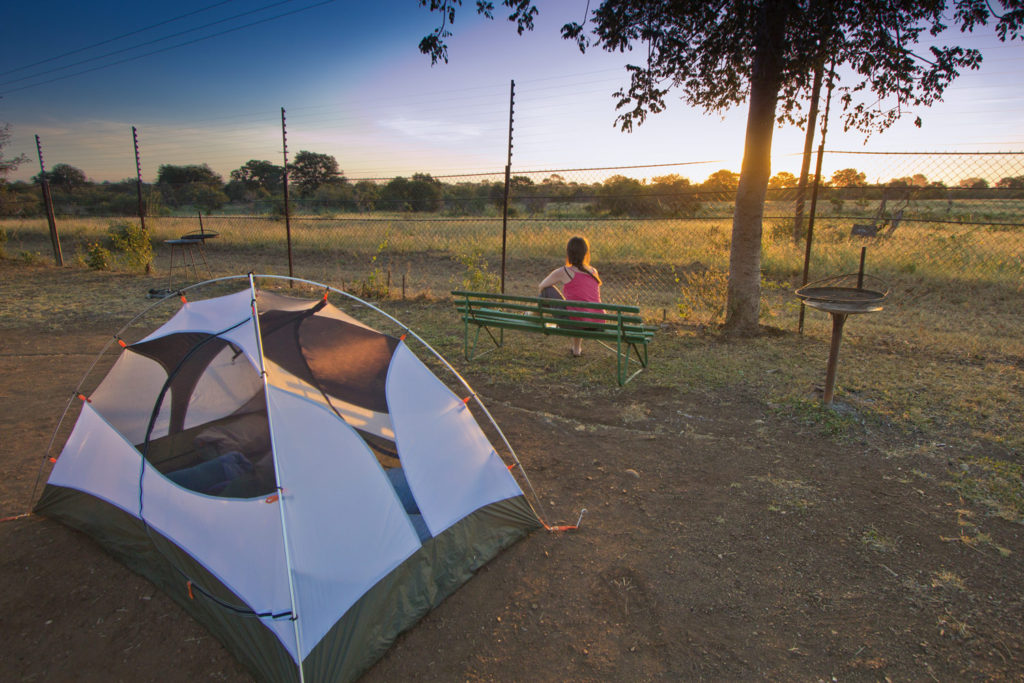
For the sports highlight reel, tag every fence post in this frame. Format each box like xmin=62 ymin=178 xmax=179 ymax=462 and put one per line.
xmin=34 ymin=135 xmax=63 ymax=266
xmin=281 ymin=107 xmax=294 ymax=284
xmin=798 ymin=63 xmax=835 ymax=335
xmin=792 ymin=62 xmax=823 ymax=244
xmin=132 ymin=126 xmax=147 ymax=232
xmin=500 ymin=80 xmax=515 ymax=294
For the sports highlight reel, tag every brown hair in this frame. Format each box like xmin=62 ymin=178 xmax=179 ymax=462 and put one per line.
xmin=565 ymin=235 xmax=601 ymax=285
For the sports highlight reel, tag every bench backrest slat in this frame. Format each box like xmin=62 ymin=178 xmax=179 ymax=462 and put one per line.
xmin=452 ymin=290 xmax=655 ymax=341
xmin=452 ymin=289 xmax=640 ymax=313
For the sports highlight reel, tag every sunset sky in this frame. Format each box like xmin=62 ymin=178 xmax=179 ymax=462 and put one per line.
xmin=2 ymin=1 xmax=1022 ymax=185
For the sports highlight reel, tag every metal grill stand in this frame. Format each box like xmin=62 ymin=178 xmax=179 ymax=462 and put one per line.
xmin=796 ymin=248 xmax=889 ymax=406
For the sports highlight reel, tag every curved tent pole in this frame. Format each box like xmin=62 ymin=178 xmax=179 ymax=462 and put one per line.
xmin=246 ymin=274 xmax=307 ymax=683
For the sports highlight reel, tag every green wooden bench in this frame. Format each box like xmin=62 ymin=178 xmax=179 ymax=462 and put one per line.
xmin=451 ymin=290 xmax=656 ymax=385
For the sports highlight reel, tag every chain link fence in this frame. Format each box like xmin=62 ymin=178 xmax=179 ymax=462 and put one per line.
xmin=2 ymin=153 xmax=1022 ymax=339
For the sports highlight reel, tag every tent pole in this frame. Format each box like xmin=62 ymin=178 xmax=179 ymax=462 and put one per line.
xmin=246 ymin=274 xmax=307 ymax=683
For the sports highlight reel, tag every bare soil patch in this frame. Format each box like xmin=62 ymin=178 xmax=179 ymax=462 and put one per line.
xmin=1 ymin=262 xmax=1022 ymax=681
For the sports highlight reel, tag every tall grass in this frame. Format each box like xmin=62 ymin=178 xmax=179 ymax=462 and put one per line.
xmin=2 ymin=210 xmax=1021 ymax=356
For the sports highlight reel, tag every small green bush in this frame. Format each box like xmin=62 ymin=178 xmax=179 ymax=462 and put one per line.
xmin=86 ymin=242 xmax=112 ymax=270
xmin=19 ymin=250 xmax=44 ymax=265
xmin=455 ymin=250 xmax=501 ymax=292
xmin=107 ymin=220 xmax=153 ymax=272
xmin=354 ymin=229 xmax=391 ymax=300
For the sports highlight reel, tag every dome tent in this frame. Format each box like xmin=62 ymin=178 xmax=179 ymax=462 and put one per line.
xmin=35 ymin=275 xmax=542 ymax=682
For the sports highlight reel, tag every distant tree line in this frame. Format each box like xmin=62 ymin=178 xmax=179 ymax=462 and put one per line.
xmin=2 ymin=149 xmax=1022 ymax=219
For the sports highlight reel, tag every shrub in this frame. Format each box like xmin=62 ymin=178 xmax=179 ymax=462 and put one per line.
xmin=455 ymin=250 xmax=501 ymax=292
xmin=676 ymin=266 xmax=729 ymax=325
xmin=85 ymin=242 xmax=111 ymax=270
xmin=354 ymin=229 xmax=391 ymax=300
xmin=107 ymin=221 xmax=153 ymax=272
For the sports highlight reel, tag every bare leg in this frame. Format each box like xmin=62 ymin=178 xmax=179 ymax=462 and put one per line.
xmin=571 ymin=337 xmax=582 ymax=356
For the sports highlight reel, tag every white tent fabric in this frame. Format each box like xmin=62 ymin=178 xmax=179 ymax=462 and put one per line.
xmin=38 ymin=280 xmax=540 ymax=682
xmin=387 ymin=344 xmax=524 ymax=537
xmin=268 ymin=386 xmax=422 ymax=659
xmin=50 ymin=402 xmax=292 ymax=622
xmin=137 ymin=289 xmax=262 ymax=367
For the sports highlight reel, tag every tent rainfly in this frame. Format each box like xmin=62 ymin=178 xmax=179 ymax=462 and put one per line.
xmin=35 ymin=275 xmax=542 ymax=682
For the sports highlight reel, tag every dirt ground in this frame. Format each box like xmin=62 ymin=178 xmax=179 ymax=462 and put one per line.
xmin=1 ymin=266 xmax=1022 ymax=682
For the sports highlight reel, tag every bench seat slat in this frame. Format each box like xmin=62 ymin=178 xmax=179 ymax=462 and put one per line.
xmin=460 ymin=306 xmax=652 ymax=330
xmin=455 ymin=302 xmax=643 ymax=325
xmin=463 ymin=316 xmax=654 ymax=342
xmin=460 ymin=308 xmax=648 ymax=329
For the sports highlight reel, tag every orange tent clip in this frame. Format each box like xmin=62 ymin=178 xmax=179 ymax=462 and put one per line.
xmin=545 ymin=509 xmax=586 ymax=533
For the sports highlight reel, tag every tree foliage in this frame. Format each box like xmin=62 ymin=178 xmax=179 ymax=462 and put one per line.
xmin=418 ymin=0 xmax=538 ymax=64
xmin=380 ymin=173 xmax=444 ymax=212
xmin=8 ymin=162 xmax=1024 ymax=216
xmin=701 ymin=169 xmax=741 ymax=192
xmin=768 ymin=171 xmax=798 ymax=189
xmin=156 ymin=163 xmax=222 ymax=186
xmin=593 ymin=173 xmax=702 ymax=217
xmin=37 ymin=163 xmax=89 ymax=191
xmin=230 ymin=159 xmax=284 ymax=197
xmin=0 ymin=123 xmax=28 ymax=182
xmin=958 ymin=176 xmax=990 ymax=189
xmin=830 ymin=168 xmax=867 ymax=187
xmin=155 ymin=163 xmax=227 ymax=210
xmin=558 ymin=1 xmax=1021 ymax=134
xmin=888 ymin=173 xmax=931 ymax=188
xmin=996 ymin=175 xmax=1024 ymax=189
xmin=289 ymin=150 xmax=342 ymax=197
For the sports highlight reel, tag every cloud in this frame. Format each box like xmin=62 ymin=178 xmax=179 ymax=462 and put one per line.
xmin=378 ymin=116 xmax=485 ymax=144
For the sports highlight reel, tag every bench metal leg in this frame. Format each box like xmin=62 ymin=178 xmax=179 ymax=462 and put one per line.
xmin=620 ymin=342 xmax=648 ymax=385
xmin=464 ymin=324 xmax=503 ymax=362
xmin=598 ymin=338 xmax=648 ymax=385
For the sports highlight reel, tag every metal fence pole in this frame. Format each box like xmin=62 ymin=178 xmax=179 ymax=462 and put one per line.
xmin=792 ymin=62 xmax=823 ymax=244
xmin=34 ymin=135 xmax=63 ymax=266
xmin=500 ymin=80 xmax=515 ymax=293
xmin=281 ymin=107 xmax=294 ymax=284
xmin=132 ymin=126 xmax=147 ymax=232
xmin=798 ymin=63 xmax=835 ymax=335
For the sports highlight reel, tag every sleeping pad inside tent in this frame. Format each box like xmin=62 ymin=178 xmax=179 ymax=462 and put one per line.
xmin=35 ymin=281 xmax=541 ymax=682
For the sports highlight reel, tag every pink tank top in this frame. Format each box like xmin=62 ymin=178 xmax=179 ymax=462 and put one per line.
xmin=563 ymin=267 xmax=603 ymax=323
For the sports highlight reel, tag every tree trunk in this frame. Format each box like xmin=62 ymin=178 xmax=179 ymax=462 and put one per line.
xmin=723 ymin=0 xmax=789 ymax=336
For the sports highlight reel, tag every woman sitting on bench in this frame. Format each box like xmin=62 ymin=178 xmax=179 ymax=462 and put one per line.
xmin=538 ymin=235 xmax=603 ymax=357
